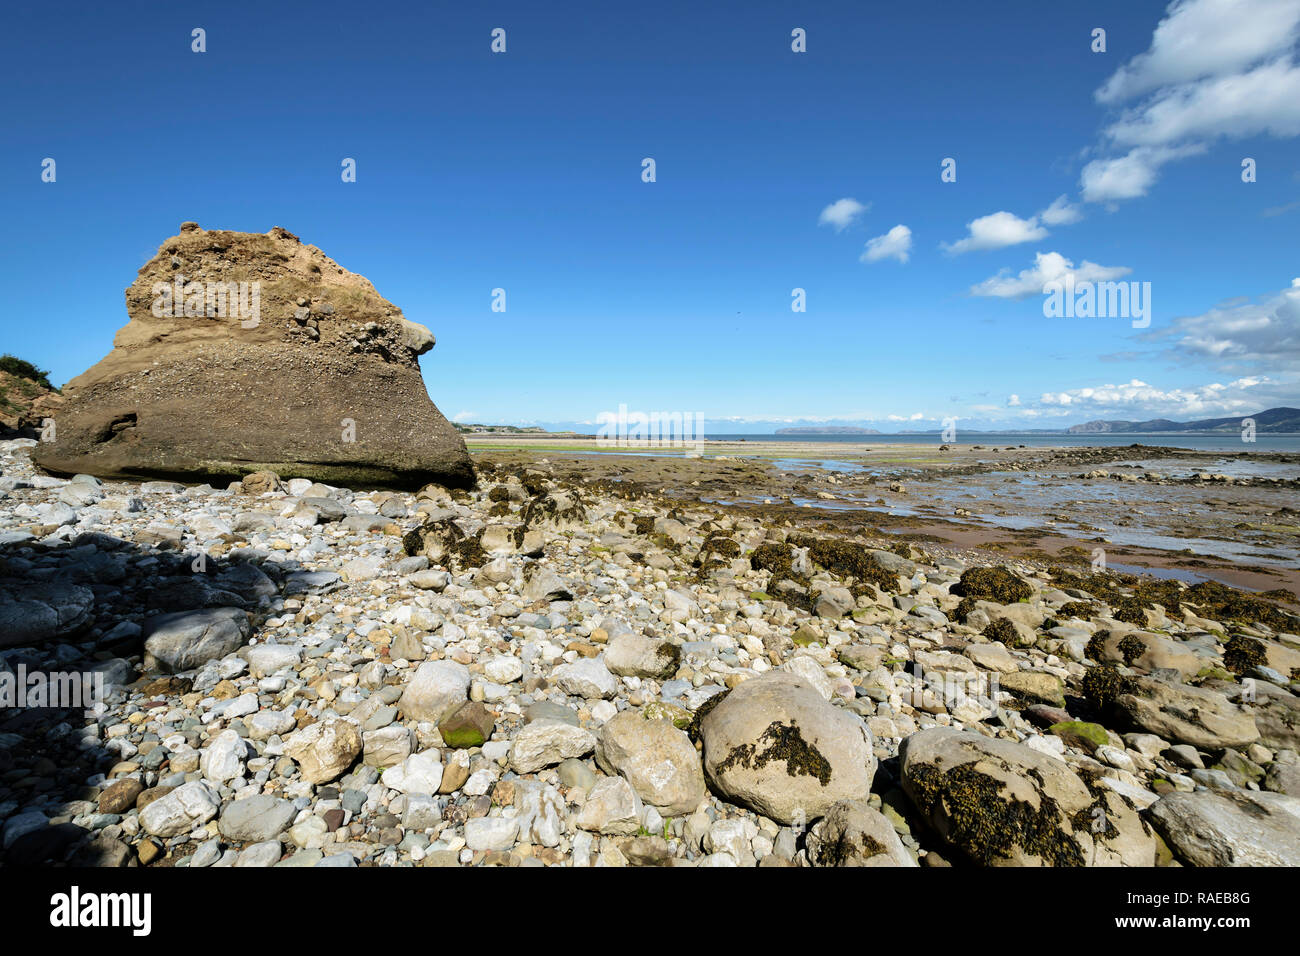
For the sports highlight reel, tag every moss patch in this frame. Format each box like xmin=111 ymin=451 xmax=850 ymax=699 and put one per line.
xmin=1049 ymin=720 xmax=1109 ymax=752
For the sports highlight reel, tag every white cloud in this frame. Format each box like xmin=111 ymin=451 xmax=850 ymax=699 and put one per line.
xmin=1145 ymin=277 xmax=1300 ymax=370
xmin=451 ymin=411 xmax=478 ymax=423
xmin=818 ymin=198 xmax=869 ymax=231
xmin=1037 ymin=376 xmax=1280 ymax=419
xmin=1083 ymin=0 xmax=1300 ymax=202
xmin=1106 ymin=57 xmax=1300 ymax=148
xmin=1038 ymin=195 xmax=1083 ymax=226
xmin=1097 ymin=0 xmax=1300 ymax=103
xmin=1007 ymin=394 xmax=1021 ymax=407
xmin=1080 ymin=144 xmax=1207 ymax=202
xmin=969 ymin=251 xmax=1132 ymax=299
xmin=943 ymin=211 xmax=1047 ymax=254
xmin=861 ymin=224 xmax=912 ymax=264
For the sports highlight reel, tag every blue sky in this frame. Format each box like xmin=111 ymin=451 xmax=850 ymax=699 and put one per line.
xmin=2 ymin=0 xmax=1298 ymax=432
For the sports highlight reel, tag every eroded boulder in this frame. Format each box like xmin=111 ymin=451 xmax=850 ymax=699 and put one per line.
xmin=33 ymin=224 xmax=473 ymax=490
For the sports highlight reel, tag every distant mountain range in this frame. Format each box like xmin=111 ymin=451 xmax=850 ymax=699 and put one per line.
xmin=1066 ymin=407 xmax=1300 ymax=434
xmin=775 ymin=426 xmax=882 ymax=435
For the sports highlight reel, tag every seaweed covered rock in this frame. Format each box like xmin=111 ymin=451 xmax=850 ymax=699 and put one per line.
xmin=1091 ymin=630 xmax=1204 ymax=678
xmin=982 ymin=617 xmax=1035 ymax=649
xmin=951 ymin=567 xmax=1034 ymax=604
xmin=519 ymin=490 xmax=587 ymax=532
xmin=791 ymin=534 xmax=908 ymax=596
xmin=806 ymin=799 xmax=917 ymax=867
xmin=899 ymin=727 xmax=1154 ymax=867
xmin=699 ymin=672 xmax=875 ymax=825
xmin=33 ymin=223 xmax=473 ymax=490
xmin=402 ymin=513 xmax=486 ymax=569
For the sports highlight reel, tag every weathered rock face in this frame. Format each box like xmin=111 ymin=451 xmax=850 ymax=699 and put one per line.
xmin=34 ymin=224 xmax=473 ymax=490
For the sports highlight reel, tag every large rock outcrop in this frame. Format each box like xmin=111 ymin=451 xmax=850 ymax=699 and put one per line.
xmin=34 ymin=224 xmax=473 ymax=489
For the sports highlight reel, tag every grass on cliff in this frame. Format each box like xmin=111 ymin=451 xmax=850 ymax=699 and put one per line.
xmin=0 ymin=355 xmax=56 ymax=391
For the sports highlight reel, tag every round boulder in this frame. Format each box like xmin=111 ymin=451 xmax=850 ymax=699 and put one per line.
xmin=699 ymin=672 xmax=875 ymax=825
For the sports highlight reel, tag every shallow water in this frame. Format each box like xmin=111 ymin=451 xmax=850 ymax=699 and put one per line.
xmin=708 ymin=433 xmax=1300 ymax=453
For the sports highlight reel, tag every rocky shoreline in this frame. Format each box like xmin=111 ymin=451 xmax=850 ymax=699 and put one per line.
xmin=1 ymin=437 xmax=1298 ymax=868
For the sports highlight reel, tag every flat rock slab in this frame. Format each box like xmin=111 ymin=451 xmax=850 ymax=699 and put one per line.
xmin=1116 ymin=677 xmax=1259 ymax=750
xmin=1148 ymin=790 xmax=1300 ymax=866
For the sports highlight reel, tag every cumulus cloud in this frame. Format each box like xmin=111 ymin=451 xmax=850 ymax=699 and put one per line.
xmin=1083 ymin=0 xmax=1300 ymax=202
xmin=1007 ymin=394 xmax=1021 ymax=407
xmin=1105 ymin=57 xmax=1300 ymax=149
xmin=943 ymin=211 xmax=1047 ymax=254
xmin=969 ymin=251 xmax=1132 ymax=299
xmin=1097 ymin=0 xmax=1300 ymax=102
xmin=1144 ymin=277 xmax=1300 ymax=370
xmin=944 ymin=197 xmax=1085 ymax=253
xmin=861 ymin=224 xmax=912 ymax=264
xmin=1080 ymin=144 xmax=1207 ymax=203
xmin=1036 ymin=376 xmax=1281 ymax=419
xmin=818 ymin=197 xmax=869 ymax=231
